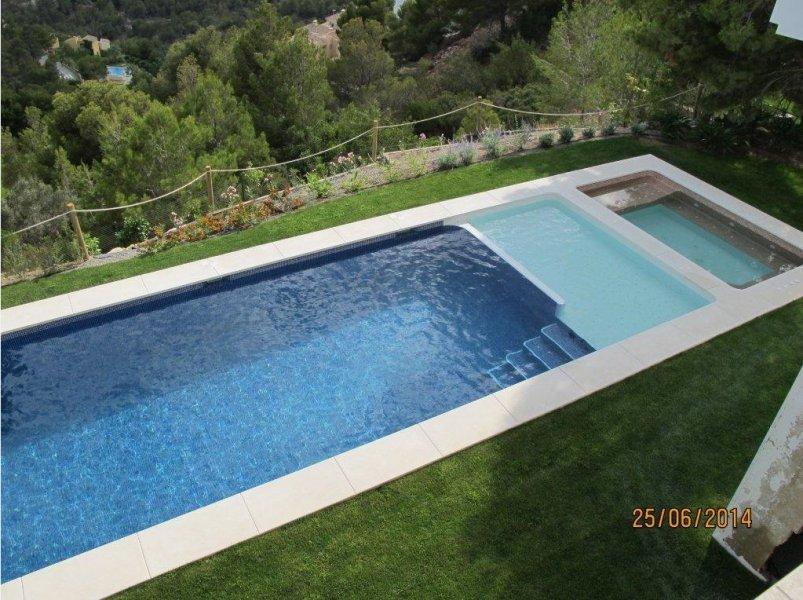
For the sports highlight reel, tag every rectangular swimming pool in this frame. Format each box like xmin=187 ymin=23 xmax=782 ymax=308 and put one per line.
xmin=580 ymin=172 xmax=802 ymax=287
xmin=1 ymin=197 xmax=710 ymax=581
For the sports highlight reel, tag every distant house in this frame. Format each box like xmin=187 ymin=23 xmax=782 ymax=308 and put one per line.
xmin=304 ymin=12 xmax=341 ymax=59
xmin=82 ymin=35 xmax=100 ymax=56
xmin=63 ymin=36 xmax=83 ymax=51
xmin=61 ymin=34 xmax=110 ymax=56
xmin=105 ymin=65 xmax=132 ymax=85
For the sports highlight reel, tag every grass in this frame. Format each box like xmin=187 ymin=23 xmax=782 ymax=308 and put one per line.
xmin=4 ymin=136 xmax=802 ymax=308
xmin=118 ymin=300 xmax=802 ymax=599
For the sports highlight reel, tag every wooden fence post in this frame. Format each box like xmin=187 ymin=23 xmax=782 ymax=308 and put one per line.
xmin=205 ymin=165 xmax=215 ymax=210
xmin=371 ymin=119 xmax=379 ymax=162
xmin=66 ymin=202 xmax=90 ymax=261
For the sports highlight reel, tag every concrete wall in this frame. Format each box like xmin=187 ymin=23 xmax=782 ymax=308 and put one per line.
xmin=715 ymin=365 xmax=803 ymax=579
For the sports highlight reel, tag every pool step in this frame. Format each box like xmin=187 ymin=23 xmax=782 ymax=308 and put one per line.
xmin=488 ymin=362 xmax=525 ymax=388
xmin=541 ymin=322 xmax=594 ymax=359
xmin=523 ymin=335 xmax=569 ymax=369
xmin=487 ymin=321 xmax=593 ymax=390
xmin=506 ymin=349 xmax=548 ymax=378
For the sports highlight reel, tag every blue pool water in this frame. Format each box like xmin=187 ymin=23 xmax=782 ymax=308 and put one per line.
xmin=468 ymin=199 xmax=711 ymax=348
xmin=2 ymin=227 xmax=560 ymax=580
xmin=623 ymin=203 xmax=773 ymax=287
xmin=107 ymin=66 xmax=127 ymax=77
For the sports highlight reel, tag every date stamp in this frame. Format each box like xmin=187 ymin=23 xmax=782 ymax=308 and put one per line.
xmin=632 ymin=507 xmax=752 ymax=529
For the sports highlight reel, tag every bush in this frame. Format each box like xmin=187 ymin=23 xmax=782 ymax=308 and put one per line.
xmin=436 ymin=151 xmax=459 ymax=170
xmin=559 ymin=126 xmax=574 ymax=143
xmin=404 ymin=149 xmax=428 ymax=177
xmin=456 ymin=103 xmax=501 ymax=137
xmin=694 ymin=118 xmax=742 ymax=155
xmin=602 ymin=124 xmax=616 ymax=136
xmin=305 ymin=172 xmax=334 ymax=198
xmin=84 ymin=233 xmax=102 ymax=256
xmin=514 ymin=123 xmax=534 ymax=151
xmin=379 ymin=160 xmax=403 ymax=183
xmin=582 ymin=127 xmax=595 ymax=139
xmin=653 ymin=111 xmax=691 ymax=141
xmin=116 ymin=213 xmax=152 ymax=246
xmin=455 ymin=142 xmax=475 ymax=166
xmin=480 ymin=129 xmax=503 ymax=158
xmin=630 ymin=122 xmax=648 ymax=136
xmin=538 ymin=133 xmax=554 ymax=148
xmin=341 ymin=172 xmax=368 ymax=193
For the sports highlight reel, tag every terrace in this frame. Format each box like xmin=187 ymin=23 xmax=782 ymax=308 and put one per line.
xmin=1 ymin=138 xmax=801 ymax=599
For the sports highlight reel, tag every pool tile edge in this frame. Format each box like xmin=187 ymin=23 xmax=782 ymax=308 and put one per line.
xmin=333 ymin=425 xmax=443 ymax=494
xmin=137 ymin=494 xmax=259 ymax=578
xmin=20 ymin=535 xmax=149 ymax=600
xmin=241 ymin=458 xmax=356 ymax=534
xmin=419 ymin=394 xmax=518 ymax=456
xmin=0 ymin=578 xmax=24 ymax=600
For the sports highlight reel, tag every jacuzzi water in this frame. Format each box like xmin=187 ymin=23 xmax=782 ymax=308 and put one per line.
xmin=468 ymin=199 xmax=711 ymax=348
xmin=621 ymin=194 xmax=798 ymax=287
xmin=2 ymin=226 xmax=559 ymax=581
xmin=1 ymin=202 xmax=709 ymax=581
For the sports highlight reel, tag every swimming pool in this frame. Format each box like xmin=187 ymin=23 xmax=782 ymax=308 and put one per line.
xmin=466 ymin=199 xmax=711 ymax=348
xmin=1 ymin=197 xmax=710 ymax=581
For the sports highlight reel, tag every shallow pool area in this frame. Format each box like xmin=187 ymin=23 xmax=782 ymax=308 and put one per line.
xmin=467 ymin=199 xmax=711 ymax=348
xmin=580 ymin=171 xmax=802 ymax=288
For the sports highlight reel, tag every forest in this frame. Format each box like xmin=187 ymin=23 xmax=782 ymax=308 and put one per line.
xmin=1 ymin=0 xmax=801 ymax=272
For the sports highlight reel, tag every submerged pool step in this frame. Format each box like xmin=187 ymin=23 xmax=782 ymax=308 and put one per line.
xmin=487 ymin=321 xmax=593 ymax=390
xmin=488 ymin=362 xmax=525 ymax=388
xmin=506 ymin=349 xmax=548 ymax=378
xmin=541 ymin=323 xmax=594 ymax=359
xmin=523 ymin=335 xmax=570 ymax=369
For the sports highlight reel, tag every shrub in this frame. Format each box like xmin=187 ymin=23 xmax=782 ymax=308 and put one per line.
xmin=694 ymin=118 xmax=742 ymax=155
xmin=342 ymin=172 xmax=368 ymax=193
xmin=116 ymin=213 xmax=152 ymax=246
xmin=602 ymin=124 xmax=616 ymax=136
xmin=436 ymin=151 xmax=459 ymax=170
xmin=380 ymin=160 xmax=403 ymax=183
xmin=403 ymin=149 xmax=429 ymax=177
xmin=480 ymin=129 xmax=503 ymax=158
xmin=514 ymin=123 xmax=534 ymax=151
xmin=582 ymin=127 xmax=595 ymax=139
xmin=182 ymin=197 xmax=206 ymax=221
xmin=84 ymin=233 xmax=102 ymax=256
xmin=456 ymin=104 xmax=501 ymax=137
xmin=559 ymin=126 xmax=574 ymax=143
xmin=455 ymin=142 xmax=475 ymax=166
xmin=305 ymin=172 xmax=334 ymax=198
xmin=630 ymin=122 xmax=648 ymax=136
xmin=653 ymin=111 xmax=691 ymax=141
xmin=538 ymin=133 xmax=554 ymax=148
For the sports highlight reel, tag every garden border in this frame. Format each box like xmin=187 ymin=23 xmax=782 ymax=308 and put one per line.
xmin=2 ymin=154 xmax=802 ymax=600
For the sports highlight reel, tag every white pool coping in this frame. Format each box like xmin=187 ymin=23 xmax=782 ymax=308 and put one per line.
xmin=2 ymin=154 xmax=802 ymax=599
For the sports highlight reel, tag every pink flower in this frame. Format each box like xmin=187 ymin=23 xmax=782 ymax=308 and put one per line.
xmin=419 ymin=133 xmax=427 ymax=140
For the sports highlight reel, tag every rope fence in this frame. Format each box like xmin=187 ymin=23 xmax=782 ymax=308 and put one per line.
xmin=2 ymin=86 xmax=699 ymax=282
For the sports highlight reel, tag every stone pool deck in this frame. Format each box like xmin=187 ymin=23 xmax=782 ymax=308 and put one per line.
xmin=2 ymin=154 xmax=802 ymax=599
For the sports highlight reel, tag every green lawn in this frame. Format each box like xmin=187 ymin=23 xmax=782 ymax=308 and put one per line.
xmin=4 ymin=136 xmax=802 ymax=308
xmin=118 ymin=300 xmax=802 ymax=599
